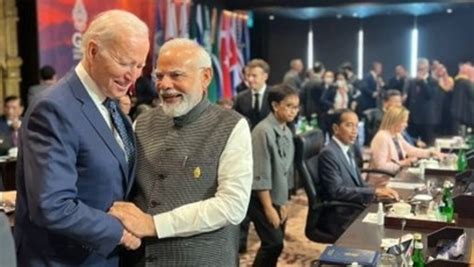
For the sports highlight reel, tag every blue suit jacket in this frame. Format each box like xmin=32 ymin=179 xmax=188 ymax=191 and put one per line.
xmin=14 ymin=70 xmax=136 ymax=267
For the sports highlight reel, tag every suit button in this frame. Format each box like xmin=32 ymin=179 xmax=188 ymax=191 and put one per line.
xmin=158 ymin=174 xmax=165 ymax=180
xmin=150 ymin=200 xmax=161 ymax=208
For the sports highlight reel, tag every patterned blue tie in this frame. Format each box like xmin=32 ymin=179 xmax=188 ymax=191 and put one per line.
xmin=103 ymin=98 xmax=135 ymax=166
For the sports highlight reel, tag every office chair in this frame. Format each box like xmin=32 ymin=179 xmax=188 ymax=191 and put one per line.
xmin=295 ymin=129 xmax=365 ymax=243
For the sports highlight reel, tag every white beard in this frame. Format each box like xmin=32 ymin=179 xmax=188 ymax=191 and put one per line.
xmin=159 ymin=89 xmax=202 ymax=117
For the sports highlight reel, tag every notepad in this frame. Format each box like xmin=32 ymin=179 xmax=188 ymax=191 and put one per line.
xmin=319 ymin=245 xmax=380 ymax=267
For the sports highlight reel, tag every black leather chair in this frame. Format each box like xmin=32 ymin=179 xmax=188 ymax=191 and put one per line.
xmin=295 ymin=129 xmax=364 ymax=243
xmin=362 ymin=108 xmax=382 ymax=146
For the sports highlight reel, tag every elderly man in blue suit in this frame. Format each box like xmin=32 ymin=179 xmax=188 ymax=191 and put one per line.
xmin=14 ymin=10 xmax=149 ymax=266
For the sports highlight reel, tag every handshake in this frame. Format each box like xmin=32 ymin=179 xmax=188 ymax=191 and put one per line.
xmin=108 ymin=202 xmax=157 ymax=250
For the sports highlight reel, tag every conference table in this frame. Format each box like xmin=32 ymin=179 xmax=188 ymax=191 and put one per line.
xmin=334 ymin=166 xmax=474 ymax=265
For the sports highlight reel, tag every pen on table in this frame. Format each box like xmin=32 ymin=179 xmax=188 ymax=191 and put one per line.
xmin=182 ymin=156 xmax=188 ymax=167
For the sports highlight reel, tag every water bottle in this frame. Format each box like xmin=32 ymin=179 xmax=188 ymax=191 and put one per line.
xmin=357 ymin=121 xmax=365 ymax=148
xmin=457 ymin=149 xmax=467 ymax=172
xmin=299 ymin=117 xmax=308 ymax=134
xmin=309 ymin=113 xmax=318 ymax=129
xmin=440 ymin=181 xmax=454 ymax=223
xmin=419 ymin=161 xmax=425 ymax=180
xmin=377 ymin=202 xmax=384 ymax=226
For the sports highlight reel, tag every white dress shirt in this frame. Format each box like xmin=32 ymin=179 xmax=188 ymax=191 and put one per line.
xmin=251 ymin=85 xmax=266 ymax=111
xmin=332 ymin=136 xmax=354 ymax=167
xmin=153 ymin=118 xmax=253 ymax=238
xmin=75 ymin=64 xmax=126 ymax=154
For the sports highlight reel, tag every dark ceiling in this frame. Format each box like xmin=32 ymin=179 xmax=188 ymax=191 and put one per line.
xmin=225 ymin=0 xmax=474 ymax=20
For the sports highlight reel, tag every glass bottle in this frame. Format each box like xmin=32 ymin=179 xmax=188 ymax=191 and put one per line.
xmin=457 ymin=149 xmax=467 ymax=172
xmin=411 ymin=233 xmax=425 ymax=267
xmin=309 ymin=113 xmax=318 ymax=129
xmin=299 ymin=117 xmax=308 ymax=133
xmin=440 ymin=181 xmax=454 ymax=223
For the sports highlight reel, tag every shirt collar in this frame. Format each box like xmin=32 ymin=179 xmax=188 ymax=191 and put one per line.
xmin=75 ymin=63 xmax=107 ymax=106
xmin=370 ymin=70 xmax=378 ymax=78
xmin=172 ymin=97 xmax=210 ymax=127
xmin=332 ymin=136 xmax=351 ymax=154
xmin=251 ymin=85 xmax=267 ymax=95
xmin=267 ymin=113 xmax=288 ymax=136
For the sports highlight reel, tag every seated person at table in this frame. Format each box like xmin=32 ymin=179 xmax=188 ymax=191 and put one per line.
xmin=369 ymin=106 xmax=444 ymax=186
xmin=317 ymin=109 xmax=399 ymax=239
xmin=364 ymin=89 xmax=425 ymax=147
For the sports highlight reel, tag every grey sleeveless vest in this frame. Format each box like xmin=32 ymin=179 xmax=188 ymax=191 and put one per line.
xmin=132 ymin=99 xmax=242 ymax=266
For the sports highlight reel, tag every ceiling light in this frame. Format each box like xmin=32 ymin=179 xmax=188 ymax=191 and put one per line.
xmin=269 ymin=15 xmax=275 ymax=20
xmin=447 ymin=8 xmax=453 ymax=14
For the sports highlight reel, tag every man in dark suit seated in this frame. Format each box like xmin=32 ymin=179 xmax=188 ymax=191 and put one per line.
xmin=317 ymin=109 xmax=399 ymax=239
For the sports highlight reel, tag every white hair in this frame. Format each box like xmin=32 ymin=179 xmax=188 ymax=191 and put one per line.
xmin=159 ymin=38 xmax=211 ymax=68
xmin=417 ymin=58 xmax=429 ymax=68
xmin=81 ymin=9 xmax=149 ymax=55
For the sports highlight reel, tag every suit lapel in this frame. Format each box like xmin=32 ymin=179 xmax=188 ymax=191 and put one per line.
xmin=331 ymin=140 xmax=361 ymax=186
xmin=261 ymin=89 xmax=270 ymax=117
xmin=67 ymin=72 xmax=129 ymax=182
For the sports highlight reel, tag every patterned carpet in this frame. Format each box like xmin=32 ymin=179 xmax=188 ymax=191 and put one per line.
xmin=239 ymin=190 xmax=328 ymax=266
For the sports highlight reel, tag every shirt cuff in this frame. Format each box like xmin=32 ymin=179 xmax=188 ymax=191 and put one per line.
xmin=153 ymin=213 xmax=174 ymax=239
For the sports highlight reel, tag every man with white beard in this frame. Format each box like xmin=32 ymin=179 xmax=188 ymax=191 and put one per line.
xmin=109 ymin=38 xmax=253 ymax=266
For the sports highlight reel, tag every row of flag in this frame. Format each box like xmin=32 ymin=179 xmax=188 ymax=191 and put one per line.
xmin=154 ymin=0 xmax=251 ymax=102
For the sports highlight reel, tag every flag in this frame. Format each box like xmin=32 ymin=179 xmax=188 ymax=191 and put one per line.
xmin=189 ymin=4 xmax=203 ymax=44
xmin=230 ymin=14 xmax=244 ymax=95
xmin=152 ymin=2 xmax=164 ymax=69
xmin=178 ymin=1 xmax=189 ymax=38
xmin=202 ymin=5 xmax=212 ymax=53
xmin=207 ymin=8 xmax=221 ymax=102
xmin=219 ymin=12 xmax=240 ymax=99
xmin=242 ymin=16 xmax=250 ymax=63
xmin=165 ymin=0 xmax=178 ymax=40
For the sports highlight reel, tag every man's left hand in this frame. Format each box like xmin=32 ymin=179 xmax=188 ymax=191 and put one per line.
xmin=109 ymin=202 xmax=157 ymax=238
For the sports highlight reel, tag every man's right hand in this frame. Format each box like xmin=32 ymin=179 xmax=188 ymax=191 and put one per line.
xmin=264 ymin=207 xmax=281 ymax=229
xmin=120 ymin=229 xmax=141 ymax=250
xmin=375 ymin=187 xmax=399 ymax=201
